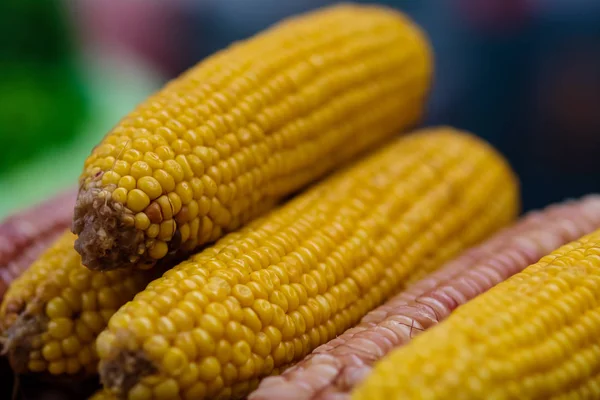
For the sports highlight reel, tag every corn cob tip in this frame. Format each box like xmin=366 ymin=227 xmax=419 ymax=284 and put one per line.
xmin=73 ymin=185 xmax=157 ymax=271
xmin=100 ymin=350 xmax=156 ymax=397
xmin=2 ymin=312 xmax=48 ymax=373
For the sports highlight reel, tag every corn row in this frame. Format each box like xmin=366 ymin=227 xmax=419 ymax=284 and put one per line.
xmin=250 ymin=195 xmax=600 ymax=400
xmin=73 ymin=4 xmax=433 ymax=271
xmin=0 ymin=231 xmax=182 ymax=377
xmin=353 ymin=218 xmax=600 ymax=400
xmin=0 ymin=189 xmax=76 ymax=300
xmin=95 ymin=128 xmax=518 ymax=400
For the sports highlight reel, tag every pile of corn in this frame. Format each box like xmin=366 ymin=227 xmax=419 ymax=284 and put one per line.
xmin=1 ymin=3 xmax=599 ymax=400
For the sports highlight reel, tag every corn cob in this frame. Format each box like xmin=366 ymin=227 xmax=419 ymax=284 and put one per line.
xmin=96 ymin=127 xmax=519 ymax=400
xmin=250 ymin=195 xmax=600 ymax=400
xmin=353 ymin=221 xmax=600 ymax=400
xmin=0 ymin=189 xmax=76 ymax=298
xmin=0 ymin=231 xmax=177 ymax=377
xmin=73 ymin=3 xmax=433 ymax=272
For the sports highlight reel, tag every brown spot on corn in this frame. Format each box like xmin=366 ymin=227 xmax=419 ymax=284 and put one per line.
xmin=0 ymin=231 xmax=179 ymax=378
xmin=72 ymin=3 xmax=434 ymax=271
xmin=96 ymin=127 xmax=520 ymax=400
xmin=352 ymin=224 xmax=600 ymax=400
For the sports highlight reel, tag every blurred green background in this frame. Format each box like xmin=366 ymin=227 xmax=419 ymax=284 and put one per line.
xmin=1 ymin=0 xmax=599 ymax=219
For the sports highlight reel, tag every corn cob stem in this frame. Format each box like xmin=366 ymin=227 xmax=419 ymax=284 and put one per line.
xmin=249 ymin=195 xmax=600 ymax=400
xmin=0 ymin=189 xmax=76 ymax=300
xmin=95 ymin=128 xmax=518 ymax=400
xmin=352 ymin=212 xmax=600 ymax=400
xmin=72 ymin=3 xmax=433 ymax=271
xmin=0 ymin=231 xmax=185 ymax=378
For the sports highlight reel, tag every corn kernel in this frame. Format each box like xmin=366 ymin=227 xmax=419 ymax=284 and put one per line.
xmin=138 ymin=176 xmax=163 ymax=200
xmin=127 ymin=189 xmax=151 ymax=213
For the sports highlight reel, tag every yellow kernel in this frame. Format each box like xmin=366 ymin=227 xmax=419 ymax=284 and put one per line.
xmin=28 ymin=360 xmax=47 ymax=373
xmin=215 ymin=340 xmax=232 ymax=364
xmin=157 ymin=195 xmax=174 ymax=220
xmin=225 ymin=321 xmax=245 ymax=343
xmin=156 ymin=316 xmax=177 ymax=337
xmin=81 ymin=311 xmax=106 ymax=333
xmin=156 ymin=144 xmax=175 ymax=161
xmin=159 ymin=220 xmax=176 ymax=241
xmin=98 ymin=287 xmax=119 ymax=309
xmin=168 ymin=192 xmax=183 ymax=215
xmin=42 ymin=341 xmax=62 ymax=361
xmin=75 ymin=321 xmax=94 ymax=341
xmin=174 ymin=332 xmax=197 ymax=361
xmin=130 ymin=317 xmax=154 ymax=339
xmin=48 ymin=360 xmax=66 ymax=375
xmin=242 ymin=307 xmax=262 ymax=333
xmin=153 ymin=170 xmax=176 ymax=193
xmin=143 ymin=335 xmax=170 ymax=360
xmin=91 ymin=273 xmax=109 ymax=289
xmin=122 ymin=149 xmax=142 ymax=164
xmin=168 ymin=308 xmax=194 ymax=331
xmin=69 ymin=270 xmax=91 ymax=292
xmin=176 ymin=182 xmax=194 ymax=205
xmin=46 ymin=297 xmax=71 ymax=319
xmin=62 ymin=336 xmax=81 ymax=356
xmin=119 ymin=175 xmax=137 ymax=192
xmin=199 ymin=314 xmax=225 ymax=339
xmin=253 ymin=332 xmax=271 ymax=357
xmin=165 ymin=159 xmax=184 ymax=183
xmin=222 ymin=363 xmax=238 ymax=385
xmin=232 ymin=341 xmax=252 ymax=366
xmin=128 ymin=383 xmax=153 ymax=400
xmin=62 ymin=288 xmax=82 ymax=311
xmin=184 ymin=382 xmax=207 ymax=400
xmin=135 ymin=213 xmax=152 ymax=230
xmin=198 ymin=357 xmax=221 ymax=381
xmin=131 ymin=161 xmax=153 ymax=180
xmin=48 ymin=318 xmax=74 ymax=340
xmin=96 ymin=331 xmax=115 ymax=359
xmin=153 ymin=378 xmax=179 ymax=400
xmin=144 ymin=152 xmax=164 ymax=170
xmin=102 ymin=170 xmax=121 ymax=186
xmin=179 ymin=363 xmax=200 ymax=389
xmin=206 ymin=303 xmax=229 ymax=324
xmin=252 ymin=299 xmax=274 ymax=326
xmin=149 ymin=241 xmax=169 ymax=260
xmin=147 ymin=224 xmax=160 ymax=239
xmin=113 ymin=160 xmax=130 ymax=176
xmin=171 ymin=139 xmax=191 ymax=155
xmin=127 ymin=189 xmax=151 ymax=213
xmin=263 ymin=326 xmax=282 ymax=349
xmin=192 ymin=328 xmax=216 ymax=357
xmin=163 ymin=347 xmax=188 ymax=376
xmin=138 ymin=176 xmax=163 ymax=200
xmin=132 ymin=137 xmax=153 ymax=153
xmin=238 ymin=356 xmax=256 ymax=381
xmin=232 ymin=285 xmax=254 ymax=307
xmin=176 ymin=155 xmax=194 ymax=179
xmin=179 ymin=224 xmax=191 ymax=243
xmin=112 ymin=187 xmax=128 ymax=204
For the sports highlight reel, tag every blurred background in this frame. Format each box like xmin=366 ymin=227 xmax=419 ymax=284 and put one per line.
xmin=0 ymin=0 xmax=599 ymax=219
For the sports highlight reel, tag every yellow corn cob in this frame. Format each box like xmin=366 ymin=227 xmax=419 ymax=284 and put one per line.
xmin=73 ymin=3 xmax=433 ymax=272
xmin=0 ymin=231 xmax=167 ymax=377
xmin=352 ymin=229 xmax=600 ymax=400
xmin=96 ymin=127 xmax=519 ymax=400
